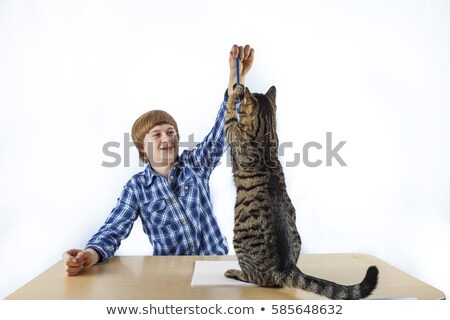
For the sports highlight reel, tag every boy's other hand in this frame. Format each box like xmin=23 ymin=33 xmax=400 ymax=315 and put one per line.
xmin=63 ymin=248 xmax=99 ymax=276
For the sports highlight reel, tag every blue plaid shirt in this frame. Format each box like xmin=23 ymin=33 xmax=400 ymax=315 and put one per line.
xmin=86 ymin=95 xmax=235 ymax=262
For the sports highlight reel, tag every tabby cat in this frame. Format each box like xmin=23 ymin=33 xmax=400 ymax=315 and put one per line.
xmin=224 ymin=84 xmax=379 ymax=300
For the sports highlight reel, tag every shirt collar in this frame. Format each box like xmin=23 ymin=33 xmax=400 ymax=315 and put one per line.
xmin=143 ymin=163 xmax=157 ymax=187
xmin=143 ymin=156 xmax=181 ymax=187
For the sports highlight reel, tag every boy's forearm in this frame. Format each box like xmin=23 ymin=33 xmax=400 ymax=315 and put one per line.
xmin=228 ymin=75 xmax=245 ymax=96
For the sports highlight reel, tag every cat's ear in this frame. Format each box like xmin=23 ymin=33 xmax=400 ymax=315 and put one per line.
xmin=243 ymin=87 xmax=256 ymax=116
xmin=265 ymin=86 xmax=276 ymax=103
xmin=244 ymin=86 xmax=252 ymax=101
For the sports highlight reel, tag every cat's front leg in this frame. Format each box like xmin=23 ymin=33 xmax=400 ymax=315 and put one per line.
xmin=225 ymin=84 xmax=244 ymax=142
xmin=225 ymin=84 xmax=244 ymax=122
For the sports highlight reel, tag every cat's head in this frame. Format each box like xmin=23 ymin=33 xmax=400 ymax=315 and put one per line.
xmin=238 ymin=85 xmax=278 ymax=143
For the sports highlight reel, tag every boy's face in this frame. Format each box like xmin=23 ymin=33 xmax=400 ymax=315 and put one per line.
xmin=143 ymin=123 xmax=179 ymax=168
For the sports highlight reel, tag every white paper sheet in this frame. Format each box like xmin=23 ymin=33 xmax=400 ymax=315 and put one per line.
xmin=191 ymin=261 xmax=255 ymax=287
xmin=191 ymin=261 xmax=417 ymax=299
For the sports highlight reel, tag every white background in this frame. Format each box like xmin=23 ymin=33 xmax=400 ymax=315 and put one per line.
xmin=1 ymin=0 xmax=449 ymax=300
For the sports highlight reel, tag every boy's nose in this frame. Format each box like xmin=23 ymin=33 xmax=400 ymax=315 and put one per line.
xmin=161 ymin=132 xmax=173 ymax=143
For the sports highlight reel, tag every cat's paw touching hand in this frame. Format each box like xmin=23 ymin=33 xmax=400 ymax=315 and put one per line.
xmin=233 ymin=84 xmax=244 ymax=96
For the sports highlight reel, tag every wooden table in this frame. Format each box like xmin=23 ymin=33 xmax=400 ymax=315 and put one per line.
xmin=5 ymin=253 xmax=445 ymax=300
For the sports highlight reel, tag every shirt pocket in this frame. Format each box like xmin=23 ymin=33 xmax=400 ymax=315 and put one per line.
xmin=141 ymin=198 xmax=175 ymax=227
xmin=176 ymin=182 xmax=196 ymax=197
xmin=141 ymin=198 xmax=183 ymax=251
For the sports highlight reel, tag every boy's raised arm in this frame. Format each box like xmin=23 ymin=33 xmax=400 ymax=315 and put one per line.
xmin=185 ymin=44 xmax=255 ymax=177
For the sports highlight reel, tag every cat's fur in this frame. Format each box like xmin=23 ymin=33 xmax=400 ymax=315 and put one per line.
xmin=224 ymin=84 xmax=378 ymax=300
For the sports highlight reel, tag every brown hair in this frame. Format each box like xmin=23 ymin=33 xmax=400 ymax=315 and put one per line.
xmin=131 ymin=110 xmax=179 ymax=162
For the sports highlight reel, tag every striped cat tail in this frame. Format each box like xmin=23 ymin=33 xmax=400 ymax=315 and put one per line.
xmin=285 ymin=265 xmax=379 ymax=300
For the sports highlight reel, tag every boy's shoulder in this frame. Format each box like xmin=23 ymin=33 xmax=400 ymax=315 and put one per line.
xmin=125 ymin=167 xmax=149 ymax=189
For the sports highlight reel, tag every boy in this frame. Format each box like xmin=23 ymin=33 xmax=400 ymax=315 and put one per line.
xmin=63 ymin=44 xmax=255 ymax=275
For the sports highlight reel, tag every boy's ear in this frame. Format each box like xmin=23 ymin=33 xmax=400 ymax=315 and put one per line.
xmin=135 ymin=141 xmax=144 ymax=152
xmin=138 ymin=142 xmax=148 ymax=156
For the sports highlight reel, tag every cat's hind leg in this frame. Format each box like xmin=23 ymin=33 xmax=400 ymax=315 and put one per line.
xmin=224 ymin=269 xmax=250 ymax=283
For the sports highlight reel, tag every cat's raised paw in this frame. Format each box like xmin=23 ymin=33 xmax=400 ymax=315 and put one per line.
xmin=233 ymin=84 xmax=244 ymax=96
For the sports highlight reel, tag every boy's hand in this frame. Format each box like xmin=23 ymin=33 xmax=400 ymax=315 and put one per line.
xmin=228 ymin=44 xmax=254 ymax=96
xmin=229 ymin=44 xmax=255 ymax=79
xmin=63 ymin=248 xmax=99 ymax=276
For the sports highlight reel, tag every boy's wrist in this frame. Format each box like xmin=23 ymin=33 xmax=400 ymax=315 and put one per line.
xmin=228 ymin=76 xmax=245 ymax=96
xmin=85 ymin=248 xmax=101 ymax=264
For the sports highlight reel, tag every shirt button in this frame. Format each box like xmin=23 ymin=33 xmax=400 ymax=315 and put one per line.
xmin=182 ymin=220 xmax=187 ymax=225
xmin=172 ymin=198 xmax=176 ymax=203
xmin=170 ymin=176 xmax=174 ymax=180
xmin=184 ymin=186 xmax=188 ymax=190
